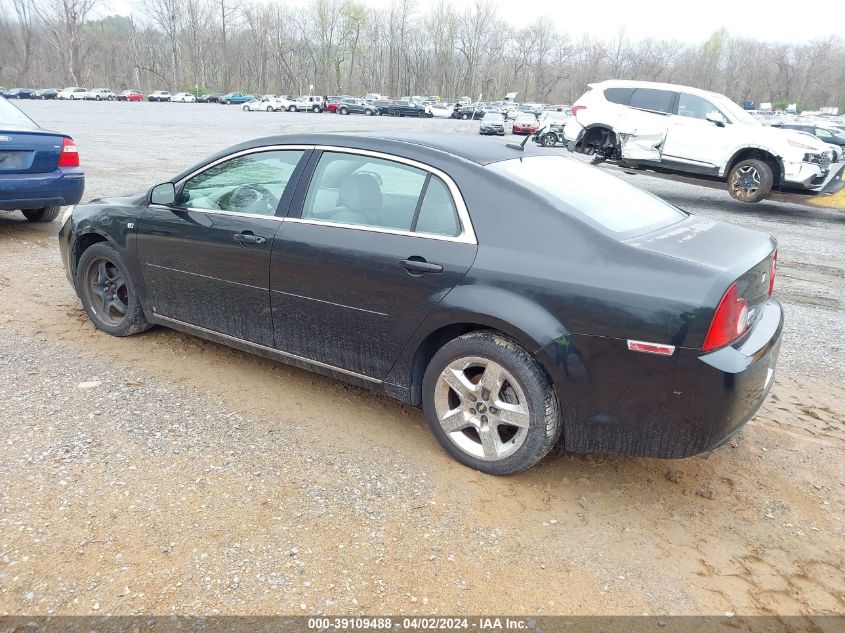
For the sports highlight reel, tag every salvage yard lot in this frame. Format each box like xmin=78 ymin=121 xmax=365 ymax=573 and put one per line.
xmin=0 ymin=101 xmax=843 ymax=616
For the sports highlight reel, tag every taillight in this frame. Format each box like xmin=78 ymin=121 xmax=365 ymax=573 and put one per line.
xmin=702 ymin=282 xmax=749 ymax=352
xmin=571 ymin=105 xmax=586 ymax=116
xmin=768 ymin=250 xmax=777 ymax=296
xmin=57 ymin=137 xmax=79 ymax=167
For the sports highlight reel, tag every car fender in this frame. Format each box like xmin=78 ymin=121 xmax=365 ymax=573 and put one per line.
xmin=720 ymin=144 xmax=785 ymax=178
xmin=384 ymin=284 xmax=571 ymax=403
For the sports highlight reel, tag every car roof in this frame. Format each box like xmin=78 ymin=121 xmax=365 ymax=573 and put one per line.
xmin=590 ymin=79 xmax=725 ymax=101
xmin=220 ymin=133 xmax=548 ymax=167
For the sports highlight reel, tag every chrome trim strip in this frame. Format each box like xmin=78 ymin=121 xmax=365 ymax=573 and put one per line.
xmin=270 ymin=288 xmax=388 ymax=316
xmin=146 ymin=263 xmax=268 ymax=291
xmin=147 ymin=205 xmax=287 ymax=221
xmin=154 ymin=314 xmax=382 ymax=384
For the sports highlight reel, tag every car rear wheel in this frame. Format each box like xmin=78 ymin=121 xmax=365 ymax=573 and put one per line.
xmin=22 ymin=206 xmax=61 ymax=223
xmin=312 ymin=105 xmax=320 ymax=113
xmin=422 ymin=331 xmax=561 ymax=475
xmin=339 ymin=107 xmax=348 ymax=115
xmin=288 ymin=105 xmax=295 ymax=112
xmin=365 ymin=109 xmax=373 ymax=116
xmin=77 ymin=242 xmax=150 ymax=337
xmin=540 ymin=133 xmax=557 ymax=147
xmin=728 ymin=159 xmax=773 ymax=203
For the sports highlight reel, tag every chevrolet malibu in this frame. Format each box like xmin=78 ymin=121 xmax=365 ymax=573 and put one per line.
xmin=59 ymin=134 xmax=782 ymax=474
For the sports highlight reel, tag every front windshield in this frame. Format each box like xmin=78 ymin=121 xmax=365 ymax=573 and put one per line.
xmin=709 ymin=93 xmax=760 ymax=125
xmin=483 ymin=113 xmax=503 ymax=122
xmin=0 ymin=97 xmax=38 ymax=129
xmin=488 ymin=156 xmax=686 ymax=237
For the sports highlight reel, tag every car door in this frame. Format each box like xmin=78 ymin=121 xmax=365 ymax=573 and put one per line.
xmin=269 ymin=148 xmax=478 ymax=379
xmin=136 ymin=148 xmax=308 ymax=346
xmin=662 ymin=92 xmax=729 ymax=170
xmin=619 ymin=88 xmax=677 ymax=161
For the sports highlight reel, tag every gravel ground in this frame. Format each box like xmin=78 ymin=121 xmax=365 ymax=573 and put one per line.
xmin=0 ymin=101 xmax=843 ymax=617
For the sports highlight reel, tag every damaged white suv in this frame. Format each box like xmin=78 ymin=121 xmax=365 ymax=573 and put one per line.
xmin=563 ymin=80 xmax=834 ymax=202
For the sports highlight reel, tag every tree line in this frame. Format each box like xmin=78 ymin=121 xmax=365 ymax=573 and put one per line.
xmin=1 ymin=0 xmax=843 ymax=109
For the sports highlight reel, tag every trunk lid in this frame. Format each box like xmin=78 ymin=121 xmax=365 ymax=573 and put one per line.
xmin=627 ymin=215 xmax=777 ymax=332
xmin=0 ymin=128 xmax=67 ymax=174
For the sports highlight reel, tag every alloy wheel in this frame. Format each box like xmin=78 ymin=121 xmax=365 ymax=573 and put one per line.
xmin=82 ymin=256 xmax=130 ymax=327
xmin=433 ymin=356 xmax=530 ymax=461
xmin=731 ymin=165 xmax=760 ymax=199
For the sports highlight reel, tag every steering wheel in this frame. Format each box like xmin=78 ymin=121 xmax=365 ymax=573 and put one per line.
xmin=228 ymin=184 xmax=276 ymax=213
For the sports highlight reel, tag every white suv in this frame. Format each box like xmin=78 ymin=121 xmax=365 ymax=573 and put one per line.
xmin=563 ymin=79 xmax=834 ymax=202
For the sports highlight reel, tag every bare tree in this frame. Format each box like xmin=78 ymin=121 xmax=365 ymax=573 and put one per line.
xmin=34 ymin=0 xmax=99 ymax=85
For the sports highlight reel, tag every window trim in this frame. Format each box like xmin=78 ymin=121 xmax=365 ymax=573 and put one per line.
xmin=149 ymin=145 xmax=314 ymax=220
xmin=288 ymin=145 xmax=477 ymax=245
xmin=150 ymin=144 xmax=477 ymax=245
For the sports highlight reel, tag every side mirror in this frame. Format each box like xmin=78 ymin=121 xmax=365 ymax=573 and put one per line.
xmin=149 ymin=182 xmax=176 ymax=206
xmin=706 ymin=111 xmax=727 ymax=127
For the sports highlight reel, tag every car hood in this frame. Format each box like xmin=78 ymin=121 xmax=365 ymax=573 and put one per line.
xmin=752 ymin=124 xmax=830 ymax=153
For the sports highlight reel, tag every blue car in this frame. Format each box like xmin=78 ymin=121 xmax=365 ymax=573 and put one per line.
xmin=0 ymin=96 xmax=84 ymax=222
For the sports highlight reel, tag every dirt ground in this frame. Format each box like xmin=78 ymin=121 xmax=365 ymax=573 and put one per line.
xmin=0 ymin=102 xmax=843 ymax=618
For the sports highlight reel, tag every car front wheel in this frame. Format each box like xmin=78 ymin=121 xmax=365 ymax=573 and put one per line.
xmin=541 ymin=133 xmax=557 ymax=147
xmin=728 ymin=159 xmax=773 ymax=203
xmin=77 ymin=242 xmax=150 ymax=337
xmin=22 ymin=206 xmax=61 ymax=223
xmin=422 ymin=331 xmax=561 ymax=475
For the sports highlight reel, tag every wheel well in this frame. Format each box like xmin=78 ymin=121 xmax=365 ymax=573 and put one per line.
xmin=409 ymin=323 xmax=501 ymax=405
xmin=72 ymin=233 xmax=108 ymax=274
xmin=727 ymin=149 xmax=782 ymax=186
xmin=577 ymin=126 xmax=618 ymax=155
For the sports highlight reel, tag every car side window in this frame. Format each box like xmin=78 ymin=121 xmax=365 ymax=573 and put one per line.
xmin=604 ymin=87 xmax=635 ymax=105
xmin=815 ymin=128 xmax=833 ymax=138
xmin=676 ymin=93 xmax=721 ymax=120
xmin=177 ymin=150 xmax=304 ymax=216
xmin=629 ymin=88 xmax=676 ymax=114
xmin=414 ymin=176 xmax=460 ymax=237
xmin=302 ymin=152 xmax=428 ymax=231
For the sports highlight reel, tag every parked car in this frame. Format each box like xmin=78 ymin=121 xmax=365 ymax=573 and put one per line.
xmin=336 ymin=98 xmax=378 ymax=116
xmin=564 ymin=79 xmax=834 ymax=202
xmin=84 ymin=88 xmax=116 ymax=101
xmin=32 ymin=89 xmax=58 ymax=100
xmin=775 ymin=123 xmax=845 ymax=150
xmin=220 ymin=92 xmax=255 ymax=105
xmin=479 ymin=112 xmax=506 ymax=135
xmin=243 ymin=96 xmax=287 ymax=112
xmin=172 ymin=92 xmax=197 ymax=103
xmin=452 ymin=104 xmax=485 ymax=120
xmin=511 ymin=112 xmax=539 ymax=135
xmin=117 ymin=90 xmax=143 ymax=102
xmin=148 ymin=91 xmax=172 ymax=102
xmin=426 ymin=103 xmax=453 ymax=119
xmin=388 ymin=100 xmax=429 ymax=117
xmin=59 ymin=133 xmax=782 ymax=474
xmin=325 ymin=96 xmax=353 ymax=113
xmin=198 ymin=93 xmax=223 ymax=103
xmin=294 ymin=96 xmax=326 ymax=112
xmin=1 ymin=88 xmax=34 ymax=99
xmin=0 ymin=96 xmax=84 ymax=222
xmin=57 ymin=87 xmax=88 ymax=100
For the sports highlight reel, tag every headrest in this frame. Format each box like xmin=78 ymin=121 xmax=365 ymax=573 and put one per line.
xmin=338 ymin=173 xmax=382 ymax=218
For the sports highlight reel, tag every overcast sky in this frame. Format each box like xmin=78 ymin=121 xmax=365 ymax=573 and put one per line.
xmin=97 ymin=0 xmax=839 ymax=43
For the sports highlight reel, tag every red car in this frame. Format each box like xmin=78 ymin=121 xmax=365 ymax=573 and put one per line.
xmin=326 ymin=95 xmax=354 ymax=113
xmin=118 ymin=90 xmax=143 ymax=102
xmin=512 ymin=114 xmax=539 ymax=135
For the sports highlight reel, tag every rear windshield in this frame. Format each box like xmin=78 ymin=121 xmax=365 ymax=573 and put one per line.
xmin=488 ymin=156 xmax=686 ymax=237
xmin=0 ymin=97 xmax=38 ymax=130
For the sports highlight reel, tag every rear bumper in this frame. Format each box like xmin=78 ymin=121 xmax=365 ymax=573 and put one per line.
xmin=0 ymin=168 xmax=85 ymax=210
xmin=537 ymin=298 xmax=783 ymax=458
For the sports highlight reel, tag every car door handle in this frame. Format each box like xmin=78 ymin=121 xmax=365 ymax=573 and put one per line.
xmin=399 ymin=258 xmax=443 ymax=275
xmin=234 ymin=232 xmax=266 ymax=246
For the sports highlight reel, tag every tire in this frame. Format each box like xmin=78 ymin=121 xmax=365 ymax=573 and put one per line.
xmin=288 ymin=105 xmax=295 ymax=112
xmin=461 ymin=113 xmax=469 ymax=120
xmin=242 ymin=105 xmax=249 ymax=111
xmin=541 ymin=133 xmax=557 ymax=148
xmin=339 ymin=107 xmax=348 ymax=115
xmin=728 ymin=158 xmax=773 ymax=203
xmin=312 ymin=105 xmax=320 ymax=113
xmin=76 ymin=242 xmax=150 ymax=337
xmin=225 ymin=100 xmax=231 ymax=105
xmin=422 ymin=331 xmax=561 ymax=475
xmin=22 ymin=206 xmax=61 ymax=223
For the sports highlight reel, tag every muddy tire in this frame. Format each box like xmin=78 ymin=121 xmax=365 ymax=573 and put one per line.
xmin=728 ymin=159 xmax=773 ymax=203
xmin=76 ymin=242 xmax=150 ymax=337
xmin=22 ymin=206 xmax=61 ymax=223
xmin=422 ymin=331 xmax=561 ymax=475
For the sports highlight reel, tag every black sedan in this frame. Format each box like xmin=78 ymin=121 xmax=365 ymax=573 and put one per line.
xmin=59 ymin=134 xmax=782 ymax=474
xmin=33 ymin=88 xmax=58 ymax=100
xmin=1 ymin=88 xmax=34 ymax=99
xmin=387 ymin=101 xmax=430 ymax=117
